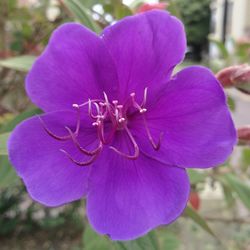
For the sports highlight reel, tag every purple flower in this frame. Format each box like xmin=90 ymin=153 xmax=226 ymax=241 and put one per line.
xmin=8 ymin=10 xmax=236 ymax=240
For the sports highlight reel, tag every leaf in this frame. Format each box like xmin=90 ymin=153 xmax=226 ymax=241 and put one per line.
xmin=184 ymin=205 xmax=216 ymax=238
xmin=114 ymin=4 xmax=133 ymax=20
xmin=0 ymin=156 xmax=19 ymax=188
xmin=63 ymin=0 xmax=101 ymax=33
xmin=187 ymin=169 xmax=206 ymax=184
xmin=223 ymin=173 xmax=250 ymax=210
xmin=82 ymin=224 xmax=112 ymax=250
xmin=0 ymin=133 xmax=10 ymax=156
xmin=0 ymin=55 xmax=36 ymax=72
xmin=157 ymin=230 xmax=180 ymax=250
xmin=115 ymin=231 xmax=159 ymax=250
xmin=209 ymin=36 xmax=229 ymax=59
xmin=221 ymin=182 xmax=235 ymax=208
xmin=227 ymin=95 xmax=236 ymax=112
xmin=83 ymin=229 xmax=160 ymax=250
xmin=0 ymin=108 xmax=42 ymax=133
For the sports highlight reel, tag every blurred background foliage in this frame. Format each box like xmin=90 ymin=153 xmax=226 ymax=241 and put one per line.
xmin=0 ymin=0 xmax=250 ymax=249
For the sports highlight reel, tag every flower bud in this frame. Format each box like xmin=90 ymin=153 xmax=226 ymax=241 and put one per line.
xmin=137 ymin=3 xmax=168 ymax=13
xmin=237 ymin=126 xmax=250 ymax=144
xmin=216 ymin=64 xmax=250 ymax=88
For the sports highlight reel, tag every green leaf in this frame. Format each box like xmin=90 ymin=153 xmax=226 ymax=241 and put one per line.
xmin=157 ymin=230 xmax=180 ymax=250
xmin=64 ymin=0 xmax=101 ymax=33
xmin=188 ymin=169 xmax=206 ymax=184
xmin=227 ymin=95 xmax=236 ymax=112
xmin=0 ymin=156 xmax=19 ymax=188
xmin=221 ymin=182 xmax=235 ymax=208
xmin=114 ymin=4 xmax=133 ymax=20
xmin=0 ymin=55 xmax=36 ymax=72
xmin=184 ymin=205 xmax=216 ymax=238
xmin=83 ymin=229 xmax=160 ymax=250
xmin=83 ymin=224 xmax=112 ymax=250
xmin=0 ymin=133 xmax=10 ymax=156
xmin=0 ymin=108 xmax=42 ymax=133
xmin=209 ymin=36 xmax=229 ymax=59
xmin=223 ymin=173 xmax=250 ymax=210
xmin=115 ymin=231 xmax=159 ymax=250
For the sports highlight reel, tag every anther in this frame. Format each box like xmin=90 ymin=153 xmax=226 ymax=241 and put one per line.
xmin=72 ymin=104 xmax=79 ymax=108
xmin=92 ymin=121 xmax=99 ymax=126
xmin=118 ymin=117 xmax=125 ymax=123
xmin=139 ymin=108 xmax=147 ymax=113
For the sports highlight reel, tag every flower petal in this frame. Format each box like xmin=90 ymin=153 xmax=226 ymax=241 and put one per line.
xmin=102 ymin=10 xmax=186 ymax=102
xmin=8 ymin=111 xmax=97 ymax=206
xmin=26 ymin=23 xmax=119 ymax=112
xmin=131 ymin=66 xmax=237 ymax=168
xmin=87 ymin=132 xmax=189 ymax=240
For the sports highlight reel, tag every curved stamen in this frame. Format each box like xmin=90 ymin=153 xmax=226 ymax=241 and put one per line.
xmin=65 ymin=126 xmax=102 ymax=156
xmin=110 ymin=126 xmax=139 ymax=159
xmin=39 ymin=116 xmax=72 ymax=141
xmin=141 ymin=87 xmax=148 ymax=107
xmin=72 ymin=104 xmax=81 ymax=135
xmin=96 ymin=120 xmax=115 ymax=145
xmin=142 ymin=115 xmax=163 ymax=150
xmin=60 ymin=149 xmax=98 ymax=167
xmin=76 ymin=98 xmax=103 ymax=108
xmin=130 ymin=92 xmax=147 ymax=113
xmin=103 ymin=92 xmax=116 ymax=125
xmin=39 ymin=106 xmax=81 ymax=141
xmin=88 ymin=100 xmax=99 ymax=119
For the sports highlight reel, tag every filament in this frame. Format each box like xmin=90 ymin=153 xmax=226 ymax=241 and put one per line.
xmin=110 ymin=126 xmax=139 ymax=159
xmin=60 ymin=149 xmax=98 ymax=166
xmin=142 ymin=115 xmax=163 ymax=150
xmin=39 ymin=106 xmax=81 ymax=141
xmin=65 ymin=126 xmax=102 ymax=156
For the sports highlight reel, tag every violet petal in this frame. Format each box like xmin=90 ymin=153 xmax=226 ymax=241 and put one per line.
xmin=131 ymin=66 xmax=237 ymax=168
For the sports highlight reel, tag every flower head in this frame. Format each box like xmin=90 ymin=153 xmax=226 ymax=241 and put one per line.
xmin=8 ymin=10 xmax=236 ymax=240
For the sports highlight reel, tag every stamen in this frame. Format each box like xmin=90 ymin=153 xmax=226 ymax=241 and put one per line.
xmin=110 ymin=126 xmax=139 ymax=159
xmin=130 ymin=91 xmax=147 ymax=113
xmin=76 ymin=98 xmax=103 ymax=108
xmin=103 ymin=92 xmax=116 ymax=125
xmin=88 ymin=100 xmax=99 ymax=119
xmin=65 ymin=126 xmax=102 ymax=156
xmin=141 ymin=87 xmax=148 ymax=107
xmin=118 ymin=117 xmax=126 ymax=123
xmin=60 ymin=149 xmax=98 ymax=167
xmin=142 ymin=116 xmax=163 ymax=150
xmin=96 ymin=120 xmax=115 ymax=145
xmin=139 ymin=108 xmax=147 ymax=113
xmin=112 ymin=100 xmax=118 ymax=106
xmin=39 ymin=117 xmax=72 ymax=141
xmin=92 ymin=121 xmax=100 ymax=126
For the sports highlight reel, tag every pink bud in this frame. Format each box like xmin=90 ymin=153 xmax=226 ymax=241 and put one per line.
xmin=237 ymin=126 xmax=250 ymax=144
xmin=216 ymin=64 xmax=250 ymax=88
xmin=137 ymin=3 xmax=168 ymax=13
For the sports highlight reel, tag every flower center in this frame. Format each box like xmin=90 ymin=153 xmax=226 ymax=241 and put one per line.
xmin=40 ymin=88 xmax=163 ymax=166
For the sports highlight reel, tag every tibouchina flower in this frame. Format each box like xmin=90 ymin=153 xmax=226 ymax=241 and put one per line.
xmin=8 ymin=11 xmax=236 ymax=240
